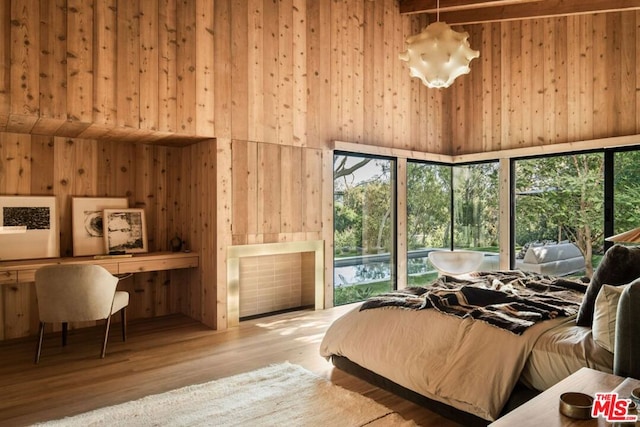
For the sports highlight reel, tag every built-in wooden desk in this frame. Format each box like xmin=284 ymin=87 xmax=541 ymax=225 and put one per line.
xmin=0 ymin=252 xmax=199 ymax=284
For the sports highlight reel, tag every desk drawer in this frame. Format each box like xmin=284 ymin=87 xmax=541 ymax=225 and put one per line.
xmin=17 ymin=269 xmax=37 ymax=283
xmin=0 ymin=270 xmax=17 ymax=284
xmin=119 ymin=256 xmax=199 ymax=274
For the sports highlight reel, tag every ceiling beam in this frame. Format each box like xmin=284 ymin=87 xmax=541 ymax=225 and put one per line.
xmin=399 ymin=0 xmax=640 ymax=24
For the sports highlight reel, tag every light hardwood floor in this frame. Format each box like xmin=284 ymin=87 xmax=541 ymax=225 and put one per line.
xmin=0 ymin=305 xmax=461 ymax=427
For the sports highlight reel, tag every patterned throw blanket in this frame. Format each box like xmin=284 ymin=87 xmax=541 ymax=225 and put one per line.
xmin=360 ymin=270 xmax=588 ymax=334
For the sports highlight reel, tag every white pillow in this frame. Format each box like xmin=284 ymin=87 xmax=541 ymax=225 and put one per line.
xmin=592 ymin=284 xmax=628 ymax=352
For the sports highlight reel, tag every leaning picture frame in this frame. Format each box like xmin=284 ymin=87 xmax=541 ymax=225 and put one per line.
xmin=72 ymin=197 xmax=129 ymax=256
xmin=103 ymin=208 xmax=148 ymax=254
xmin=0 ymin=196 xmax=59 ymax=261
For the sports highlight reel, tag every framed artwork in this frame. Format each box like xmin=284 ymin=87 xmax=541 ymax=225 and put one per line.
xmin=72 ymin=197 xmax=129 ymax=256
xmin=103 ymin=208 xmax=148 ymax=254
xmin=0 ymin=196 xmax=59 ymax=261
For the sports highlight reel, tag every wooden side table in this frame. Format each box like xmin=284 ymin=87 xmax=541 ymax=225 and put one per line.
xmin=490 ymin=368 xmax=640 ymax=427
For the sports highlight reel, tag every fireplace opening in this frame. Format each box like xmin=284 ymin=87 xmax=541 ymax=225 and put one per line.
xmin=238 ymin=252 xmax=315 ymax=320
xmin=227 ymin=240 xmax=324 ymax=327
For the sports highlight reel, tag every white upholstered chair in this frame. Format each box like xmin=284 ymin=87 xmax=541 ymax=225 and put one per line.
xmin=34 ymin=264 xmax=129 ymax=363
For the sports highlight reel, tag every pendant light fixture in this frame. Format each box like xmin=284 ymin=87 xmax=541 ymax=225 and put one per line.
xmin=399 ymin=0 xmax=479 ymax=89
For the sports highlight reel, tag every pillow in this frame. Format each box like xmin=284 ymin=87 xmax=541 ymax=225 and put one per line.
xmin=592 ymin=284 xmax=627 ymax=352
xmin=576 ymin=244 xmax=640 ymax=326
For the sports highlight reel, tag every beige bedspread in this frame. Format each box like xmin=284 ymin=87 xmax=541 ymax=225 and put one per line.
xmin=319 ymin=304 xmax=569 ymax=421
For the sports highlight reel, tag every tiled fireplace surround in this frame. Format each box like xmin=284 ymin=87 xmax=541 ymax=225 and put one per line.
xmin=227 ymin=241 xmax=324 ymax=326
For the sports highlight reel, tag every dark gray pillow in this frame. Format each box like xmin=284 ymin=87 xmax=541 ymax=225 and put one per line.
xmin=576 ymin=244 xmax=640 ymax=326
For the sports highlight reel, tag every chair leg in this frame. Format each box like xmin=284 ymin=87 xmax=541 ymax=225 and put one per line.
xmin=101 ymin=316 xmax=112 ymax=359
xmin=62 ymin=322 xmax=68 ymax=347
xmin=120 ymin=307 xmax=127 ymax=342
xmin=35 ymin=322 xmax=45 ymax=364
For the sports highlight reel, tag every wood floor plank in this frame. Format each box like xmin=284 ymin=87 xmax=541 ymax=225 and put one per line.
xmin=0 ymin=305 xmax=461 ymax=426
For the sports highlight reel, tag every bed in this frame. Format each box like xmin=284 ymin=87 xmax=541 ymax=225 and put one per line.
xmin=319 ymin=245 xmax=640 ymax=425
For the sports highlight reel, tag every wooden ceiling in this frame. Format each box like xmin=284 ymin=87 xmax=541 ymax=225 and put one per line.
xmin=399 ymin=0 xmax=640 ymax=24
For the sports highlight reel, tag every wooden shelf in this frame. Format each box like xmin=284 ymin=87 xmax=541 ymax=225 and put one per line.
xmin=0 ymin=252 xmax=199 ymax=284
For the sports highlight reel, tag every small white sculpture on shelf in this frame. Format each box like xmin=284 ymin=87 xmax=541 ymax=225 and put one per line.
xmin=399 ymin=21 xmax=480 ymax=89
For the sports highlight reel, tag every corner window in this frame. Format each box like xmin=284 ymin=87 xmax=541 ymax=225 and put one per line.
xmin=333 ymin=153 xmax=396 ymax=305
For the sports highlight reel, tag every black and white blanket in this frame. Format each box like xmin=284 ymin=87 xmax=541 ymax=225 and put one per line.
xmin=360 ymin=270 xmax=587 ymax=334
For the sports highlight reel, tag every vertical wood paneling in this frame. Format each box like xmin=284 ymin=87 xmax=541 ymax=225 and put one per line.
xmin=277 ymin=0 xmax=294 ymax=146
xmin=3 ymin=283 xmax=37 ymax=339
xmin=542 ymin=18 xmax=555 ymax=144
xmin=158 ymin=0 xmax=177 ymax=132
xmin=608 ymin=13 xmax=622 ymax=135
xmin=0 ymin=0 xmax=10 ymax=130
xmin=1 ymin=132 xmax=31 ymax=194
xmin=578 ymin=15 xmax=594 ymax=140
xmin=213 ymin=0 xmax=231 ymax=138
xmin=116 ymin=0 xmax=140 ymax=127
xmin=636 ymin=10 xmax=640 ymax=134
xmin=592 ymin=13 xmax=608 ymax=140
xmin=231 ymin=139 xmax=248 ymax=236
xmin=66 ymin=0 xmax=93 ymax=122
xmin=520 ymin=20 xmax=532 ymax=147
xmin=330 ymin=0 xmax=343 ymax=145
xmin=176 ymin=0 xmax=196 ymax=134
xmin=292 ymin=0 xmax=306 ymax=147
xmin=637 ymin=11 xmax=640 ymax=133
xmin=73 ymin=138 xmax=97 ymax=197
xmin=619 ymin=12 xmax=635 ymax=134
xmin=257 ymin=142 xmax=280 ymax=234
xmin=195 ymin=0 xmax=215 ymax=136
xmin=94 ymin=0 xmax=117 ymax=126
xmin=152 ymin=145 xmax=168 ymax=250
xmin=489 ymin=22 xmax=501 ymax=149
xmin=262 ymin=1 xmax=278 ymax=145
xmin=230 ymin=0 xmax=248 ymax=141
xmin=215 ymin=138 xmax=231 ymax=329
xmin=565 ymin=16 xmax=579 ymax=141
xmin=481 ymin=23 xmax=493 ymax=151
xmin=530 ymin=19 xmax=544 ymax=146
xmin=449 ymin=12 xmax=640 ymax=153
xmin=30 ymin=135 xmax=54 ymax=194
xmin=246 ymin=0 xmax=263 ymax=142
xmin=279 ymin=145 xmax=294 ymax=234
xmin=10 ymin=0 xmax=39 ymax=116
xmin=140 ymin=0 xmax=159 ymax=131
xmin=303 ymin=148 xmax=322 ymax=232
xmin=553 ymin=17 xmax=568 ymax=142
xmin=382 ymin=0 xmax=395 ymax=146
xmin=305 ymin=0 xmax=330 ymax=148
xmin=39 ymin=0 xmax=66 ymax=120
xmin=397 ymin=7 xmax=411 ymax=149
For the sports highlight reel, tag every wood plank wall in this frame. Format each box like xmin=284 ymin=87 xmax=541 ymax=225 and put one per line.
xmin=1 ymin=1 xmax=640 ymax=337
xmin=447 ymin=12 xmax=640 ymax=154
xmin=0 ymin=2 xmax=638 ymax=152
xmin=0 ymin=0 xmax=440 ymax=151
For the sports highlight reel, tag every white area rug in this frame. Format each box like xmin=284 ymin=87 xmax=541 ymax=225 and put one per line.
xmin=35 ymin=362 xmax=416 ymax=426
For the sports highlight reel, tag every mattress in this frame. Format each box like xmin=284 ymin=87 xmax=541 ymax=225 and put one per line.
xmin=520 ymin=316 xmax=614 ymax=391
xmin=320 ymin=304 xmax=569 ymax=421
